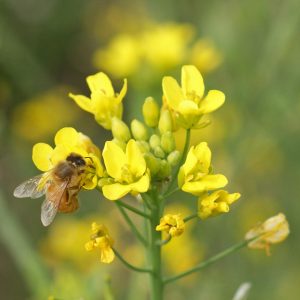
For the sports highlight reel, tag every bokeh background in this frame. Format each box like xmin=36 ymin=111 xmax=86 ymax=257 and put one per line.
xmin=0 ymin=0 xmax=299 ymax=299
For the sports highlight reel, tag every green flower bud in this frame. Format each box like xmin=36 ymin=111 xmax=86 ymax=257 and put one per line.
xmin=158 ymin=109 xmax=173 ymax=133
xmin=111 ymin=117 xmax=131 ymax=142
xmin=136 ymin=140 xmax=150 ymax=154
xmin=144 ymin=153 xmax=161 ymax=175
xmin=131 ymin=119 xmax=149 ymax=141
xmin=149 ymin=134 xmax=161 ymax=150
xmin=161 ymin=131 xmax=175 ymax=153
xmin=142 ymin=97 xmax=160 ymax=127
xmin=158 ymin=160 xmax=171 ymax=179
xmin=154 ymin=146 xmax=165 ymax=159
xmin=167 ymin=150 xmax=181 ymax=166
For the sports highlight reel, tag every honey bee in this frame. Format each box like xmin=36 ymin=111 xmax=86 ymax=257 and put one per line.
xmin=14 ymin=153 xmax=87 ymax=226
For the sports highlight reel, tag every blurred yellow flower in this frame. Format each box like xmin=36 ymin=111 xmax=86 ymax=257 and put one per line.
xmin=178 ymin=142 xmax=228 ymax=195
xmin=156 ymin=214 xmax=185 ymax=237
xmin=69 ymin=72 xmax=127 ymax=129
xmin=32 ymin=127 xmax=103 ymax=189
xmin=93 ymin=34 xmax=141 ymax=77
xmin=245 ymin=213 xmax=290 ymax=255
xmin=102 ymin=139 xmax=150 ymax=200
xmin=163 ymin=65 xmax=225 ymax=129
xmin=12 ymin=87 xmax=78 ymax=141
xmin=189 ymin=39 xmax=223 ymax=73
xmin=141 ymin=23 xmax=194 ymax=70
xmin=198 ymin=190 xmax=241 ymax=219
xmin=85 ymin=222 xmax=115 ymax=264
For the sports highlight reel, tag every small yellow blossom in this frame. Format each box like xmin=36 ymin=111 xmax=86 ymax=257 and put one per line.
xmin=245 ymin=213 xmax=290 ymax=255
xmin=93 ymin=34 xmax=141 ymax=78
xmin=69 ymin=72 xmax=127 ymax=129
xmin=198 ymin=190 xmax=241 ymax=219
xmin=178 ymin=142 xmax=228 ymax=195
xmin=85 ymin=222 xmax=115 ymax=264
xmin=32 ymin=127 xmax=103 ymax=189
xmin=156 ymin=214 xmax=185 ymax=237
xmin=189 ymin=39 xmax=223 ymax=73
xmin=162 ymin=65 xmax=225 ymax=129
xmin=102 ymin=139 xmax=150 ymax=200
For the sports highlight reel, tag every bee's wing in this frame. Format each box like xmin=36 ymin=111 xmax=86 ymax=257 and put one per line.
xmin=40 ymin=179 xmax=69 ymax=227
xmin=13 ymin=174 xmax=48 ymax=199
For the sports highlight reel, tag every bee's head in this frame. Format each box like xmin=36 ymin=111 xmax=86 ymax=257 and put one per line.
xmin=66 ymin=153 xmax=86 ymax=167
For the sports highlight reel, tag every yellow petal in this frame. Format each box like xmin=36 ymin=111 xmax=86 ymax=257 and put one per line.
xmin=51 ymin=145 xmax=70 ymax=165
xmin=194 ymin=142 xmax=211 ymax=172
xmin=177 ymin=100 xmax=200 ymax=115
xmin=126 ymin=140 xmax=146 ymax=178
xmin=162 ymin=76 xmax=184 ymax=110
xmin=116 ymin=79 xmax=127 ymax=103
xmin=199 ymin=90 xmax=225 ymax=114
xmin=32 ymin=143 xmax=54 ymax=171
xmin=182 ymin=174 xmax=228 ymax=195
xmin=87 ymin=72 xmax=114 ymax=97
xmin=100 ymin=247 xmax=115 ymax=263
xmin=180 ymin=146 xmax=198 ymax=176
xmin=181 ymin=65 xmax=204 ymax=98
xmin=102 ymin=183 xmax=132 ymax=200
xmin=69 ymin=93 xmax=93 ymax=113
xmin=103 ymin=141 xmax=126 ymax=179
xmin=54 ymin=127 xmax=79 ymax=147
xmin=129 ymin=173 xmax=150 ymax=193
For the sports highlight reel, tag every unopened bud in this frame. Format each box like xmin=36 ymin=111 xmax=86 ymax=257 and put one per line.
xmin=142 ymin=97 xmax=160 ymax=127
xmin=167 ymin=150 xmax=181 ymax=166
xmin=161 ymin=131 xmax=175 ymax=153
xmin=144 ymin=153 xmax=161 ymax=175
xmin=154 ymin=146 xmax=165 ymax=159
xmin=158 ymin=109 xmax=173 ymax=133
xmin=131 ymin=119 xmax=149 ymax=141
xmin=149 ymin=134 xmax=161 ymax=149
xmin=136 ymin=141 xmax=150 ymax=154
xmin=111 ymin=117 xmax=131 ymax=142
xmin=158 ymin=160 xmax=171 ymax=179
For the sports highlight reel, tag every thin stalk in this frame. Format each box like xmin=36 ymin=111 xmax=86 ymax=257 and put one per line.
xmin=163 ymin=129 xmax=191 ymax=197
xmin=184 ymin=213 xmax=198 ymax=223
xmin=115 ymin=202 xmax=148 ymax=246
xmin=149 ymin=193 xmax=163 ymax=300
xmin=113 ymin=248 xmax=152 ymax=273
xmin=156 ymin=234 xmax=171 ymax=246
xmin=117 ymin=200 xmax=151 ymax=219
xmin=164 ymin=238 xmax=257 ymax=285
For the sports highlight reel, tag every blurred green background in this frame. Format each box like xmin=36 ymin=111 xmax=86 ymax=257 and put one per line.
xmin=0 ymin=0 xmax=299 ymax=299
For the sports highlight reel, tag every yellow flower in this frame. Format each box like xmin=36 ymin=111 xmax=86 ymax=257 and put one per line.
xmin=93 ymin=34 xmax=141 ymax=78
xmin=141 ymin=23 xmax=194 ymax=70
xmin=32 ymin=127 xmax=103 ymax=189
xmin=189 ymin=39 xmax=223 ymax=73
xmin=85 ymin=222 xmax=115 ymax=264
xmin=245 ymin=213 xmax=290 ymax=255
xmin=178 ymin=142 xmax=228 ymax=195
xmin=156 ymin=214 xmax=185 ymax=237
xmin=102 ymin=139 xmax=150 ymax=200
xmin=69 ymin=72 xmax=127 ymax=129
xmin=162 ymin=65 xmax=225 ymax=129
xmin=198 ymin=190 xmax=241 ymax=219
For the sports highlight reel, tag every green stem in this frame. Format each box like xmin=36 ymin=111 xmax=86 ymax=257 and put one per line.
xmin=163 ymin=187 xmax=180 ymax=199
xmin=115 ymin=202 xmax=148 ymax=246
xmin=149 ymin=193 xmax=163 ymax=300
xmin=156 ymin=234 xmax=171 ymax=246
xmin=113 ymin=248 xmax=152 ymax=273
xmin=184 ymin=213 xmax=198 ymax=223
xmin=163 ymin=129 xmax=191 ymax=197
xmin=164 ymin=238 xmax=255 ymax=285
xmin=117 ymin=200 xmax=151 ymax=219
xmin=0 ymin=191 xmax=49 ymax=298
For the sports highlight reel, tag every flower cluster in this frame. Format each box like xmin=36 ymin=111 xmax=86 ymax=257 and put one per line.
xmin=18 ymin=63 xmax=289 ymax=271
